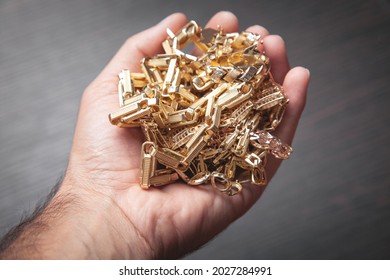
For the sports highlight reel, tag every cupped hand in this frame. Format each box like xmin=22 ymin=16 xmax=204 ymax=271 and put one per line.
xmin=62 ymin=11 xmax=309 ymax=259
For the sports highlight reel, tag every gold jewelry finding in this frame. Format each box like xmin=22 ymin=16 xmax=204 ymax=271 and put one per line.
xmin=109 ymin=20 xmax=292 ymax=195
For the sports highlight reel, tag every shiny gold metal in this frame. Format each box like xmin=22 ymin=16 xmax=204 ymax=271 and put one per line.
xmin=211 ymin=172 xmax=231 ymax=193
xmin=109 ymin=20 xmax=292 ymax=195
xmin=188 ymin=171 xmax=210 ymax=185
xmin=150 ymin=171 xmax=179 ymax=187
xmin=153 ymin=147 xmax=184 ymax=169
xmin=140 ymin=142 xmax=157 ymax=188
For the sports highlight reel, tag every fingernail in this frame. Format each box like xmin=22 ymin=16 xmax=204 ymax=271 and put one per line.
xmin=305 ymin=68 xmax=310 ymax=77
xmin=160 ymin=12 xmax=185 ymax=24
xmin=219 ymin=10 xmax=235 ymax=16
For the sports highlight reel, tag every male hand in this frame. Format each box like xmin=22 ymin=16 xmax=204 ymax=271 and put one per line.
xmin=0 ymin=11 xmax=309 ymax=259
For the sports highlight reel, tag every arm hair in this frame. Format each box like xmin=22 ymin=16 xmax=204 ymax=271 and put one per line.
xmin=0 ymin=178 xmax=63 ymax=258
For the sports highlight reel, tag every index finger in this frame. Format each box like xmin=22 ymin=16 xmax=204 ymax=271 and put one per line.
xmin=96 ymin=13 xmax=188 ymax=82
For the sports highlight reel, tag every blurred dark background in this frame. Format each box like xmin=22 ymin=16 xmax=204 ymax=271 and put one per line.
xmin=0 ymin=0 xmax=389 ymax=259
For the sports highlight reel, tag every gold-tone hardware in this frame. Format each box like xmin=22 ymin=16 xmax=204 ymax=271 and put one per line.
xmin=109 ymin=20 xmax=292 ymax=195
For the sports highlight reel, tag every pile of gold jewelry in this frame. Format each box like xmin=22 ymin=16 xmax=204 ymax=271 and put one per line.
xmin=109 ymin=21 xmax=292 ymax=195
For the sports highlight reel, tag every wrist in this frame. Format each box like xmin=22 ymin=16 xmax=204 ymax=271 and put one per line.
xmin=1 ymin=177 xmax=152 ymax=259
xmin=51 ymin=178 xmax=152 ymax=259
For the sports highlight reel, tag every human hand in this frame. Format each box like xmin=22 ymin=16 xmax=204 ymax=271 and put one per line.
xmin=0 ymin=11 xmax=309 ymax=259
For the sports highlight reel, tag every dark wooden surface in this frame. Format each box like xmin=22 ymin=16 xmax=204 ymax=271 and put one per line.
xmin=0 ymin=0 xmax=389 ymax=259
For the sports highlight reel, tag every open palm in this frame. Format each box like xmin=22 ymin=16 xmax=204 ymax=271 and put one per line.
xmin=64 ymin=12 xmax=309 ymax=259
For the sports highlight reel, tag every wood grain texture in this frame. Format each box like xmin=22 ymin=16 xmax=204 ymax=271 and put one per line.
xmin=0 ymin=0 xmax=389 ymax=259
